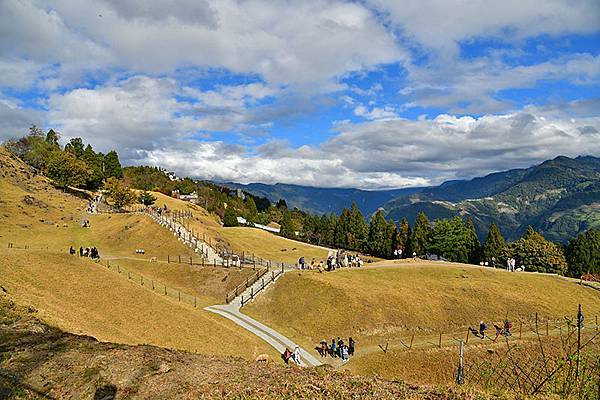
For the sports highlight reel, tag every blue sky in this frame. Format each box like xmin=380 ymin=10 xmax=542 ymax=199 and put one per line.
xmin=0 ymin=0 xmax=599 ymax=188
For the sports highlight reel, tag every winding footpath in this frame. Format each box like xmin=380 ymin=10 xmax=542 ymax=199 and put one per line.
xmin=139 ymin=208 xmax=321 ymax=367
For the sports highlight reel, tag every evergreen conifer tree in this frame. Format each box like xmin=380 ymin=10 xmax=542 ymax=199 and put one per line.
xmin=409 ymin=212 xmax=432 ymax=256
xmin=482 ymin=223 xmax=505 ymax=263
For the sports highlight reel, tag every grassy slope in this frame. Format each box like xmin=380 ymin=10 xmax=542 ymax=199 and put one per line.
xmin=108 ymin=257 xmax=257 ymax=304
xmin=0 ymin=147 xmax=273 ymax=360
xmin=245 ymin=260 xmax=600 ymax=351
xmin=1 ymin=294 xmax=502 ymax=400
xmin=0 ymin=250 xmax=274 ymax=360
xmin=150 ymin=191 xmax=330 ymax=264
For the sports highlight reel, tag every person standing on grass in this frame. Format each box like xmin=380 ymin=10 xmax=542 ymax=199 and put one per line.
xmin=293 ymin=345 xmax=301 ymax=365
xmin=491 ymin=256 xmax=496 ymax=268
xmin=330 ymin=339 xmax=337 ymax=358
xmin=341 ymin=345 xmax=349 ymax=361
xmin=79 ymin=246 xmax=83 ymax=257
xmin=337 ymin=337 xmax=344 ymax=357
xmin=349 ymin=337 xmax=355 ymax=356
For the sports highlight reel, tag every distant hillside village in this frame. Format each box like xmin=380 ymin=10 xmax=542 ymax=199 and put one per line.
xmin=3 ymin=125 xmax=599 ymax=278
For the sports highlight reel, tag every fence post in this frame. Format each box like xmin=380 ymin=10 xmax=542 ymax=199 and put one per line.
xmin=194 ymin=296 xmax=197 ymax=308
xmin=535 ymin=312 xmax=539 ymax=334
xmin=164 ymin=286 xmax=167 ymax=295
xmin=190 ymin=256 xmax=192 ymax=265
xmin=519 ymin=320 xmax=522 ymax=340
xmin=546 ymin=320 xmax=549 ymax=336
xmin=141 ymin=276 xmax=143 ymax=286
xmin=456 ymin=340 xmax=465 ymax=385
xmin=178 ymin=255 xmax=181 ymax=264
xmin=118 ymin=265 xmax=120 ymax=273
xmin=576 ymin=304 xmax=582 ymax=380
xmin=168 ymin=255 xmax=170 ymax=263
xmin=152 ymin=280 xmax=154 ymax=290
xmin=438 ymin=332 xmax=442 ymax=348
xmin=178 ymin=291 xmax=181 ymax=302
xmin=128 ymin=272 xmax=131 ymax=279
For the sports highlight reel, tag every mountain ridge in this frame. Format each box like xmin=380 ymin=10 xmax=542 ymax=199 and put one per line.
xmin=221 ymin=155 xmax=600 ymax=243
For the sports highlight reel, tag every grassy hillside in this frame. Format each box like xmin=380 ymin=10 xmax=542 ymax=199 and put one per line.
xmin=245 ymin=260 xmax=600 ymax=352
xmin=149 ymin=191 xmax=330 ymax=264
xmin=1 ymin=293 xmax=502 ymax=399
xmin=0 ymin=146 xmax=274 ymax=360
xmin=108 ymin=257 xmax=257 ymax=303
xmin=0 ymin=250 xmax=273 ymax=360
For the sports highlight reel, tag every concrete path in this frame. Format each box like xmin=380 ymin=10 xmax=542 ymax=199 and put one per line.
xmin=205 ymin=302 xmax=321 ymax=367
xmin=205 ymin=265 xmax=321 ymax=367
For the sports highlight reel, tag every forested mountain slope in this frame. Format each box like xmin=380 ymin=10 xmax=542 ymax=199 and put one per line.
xmin=383 ymin=155 xmax=600 ymax=242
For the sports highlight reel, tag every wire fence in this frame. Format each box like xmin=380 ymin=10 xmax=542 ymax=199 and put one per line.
xmin=5 ymin=242 xmax=49 ymax=250
xmin=455 ymin=305 xmax=599 ymax=398
xmin=103 ymin=259 xmax=202 ymax=308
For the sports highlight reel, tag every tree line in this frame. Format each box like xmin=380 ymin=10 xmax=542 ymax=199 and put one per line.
xmin=278 ymin=203 xmax=598 ymax=278
xmin=5 ymin=125 xmax=123 ymax=190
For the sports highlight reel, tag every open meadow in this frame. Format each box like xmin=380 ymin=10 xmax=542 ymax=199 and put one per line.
xmin=244 ymin=260 xmax=600 ymax=382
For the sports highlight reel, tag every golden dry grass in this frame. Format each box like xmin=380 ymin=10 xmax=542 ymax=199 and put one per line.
xmin=244 ymin=260 xmax=600 ymax=355
xmin=108 ymin=257 xmax=257 ymax=304
xmin=0 ymin=249 xmax=275 ymax=359
xmin=148 ymin=191 xmax=330 ymax=264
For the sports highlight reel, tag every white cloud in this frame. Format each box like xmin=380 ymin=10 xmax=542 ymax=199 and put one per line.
xmin=135 ymin=106 xmax=600 ymax=189
xmin=0 ymin=0 xmax=401 ymax=89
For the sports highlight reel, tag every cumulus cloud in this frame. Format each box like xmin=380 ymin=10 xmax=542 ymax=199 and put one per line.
xmin=135 ymin=107 xmax=600 ymax=189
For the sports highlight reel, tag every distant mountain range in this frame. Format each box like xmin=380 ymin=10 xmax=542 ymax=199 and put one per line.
xmin=222 ymin=182 xmax=424 ymax=216
xmin=223 ymin=155 xmax=600 ymax=243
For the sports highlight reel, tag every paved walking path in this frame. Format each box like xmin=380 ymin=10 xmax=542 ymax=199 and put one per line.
xmin=205 ymin=302 xmax=322 ymax=367
xmin=205 ymin=266 xmax=321 ymax=367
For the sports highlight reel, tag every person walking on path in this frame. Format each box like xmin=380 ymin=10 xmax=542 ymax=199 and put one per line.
xmin=330 ymin=339 xmax=337 ymax=358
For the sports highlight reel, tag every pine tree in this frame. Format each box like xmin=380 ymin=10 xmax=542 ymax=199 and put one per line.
xmin=45 ymin=129 xmax=60 ymax=149
xmin=82 ymin=144 xmax=104 ymax=190
xmin=368 ymin=210 xmax=392 ymax=258
xmin=347 ymin=203 xmax=368 ymax=251
xmin=138 ymin=191 xmax=157 ymax=206
xmin=465 ymin=218 xmax=481 ymax=264
xmin=104 ymin=150 xmax=123 ymax=178
xmin=320 ymin=214 xmax=331 ymax=246
xmin=482 ymin=223 xmax=505 ymax=263
xmin=244 ymin=197 xmax=259 ymax=222
xmin=395 ymin=218 xmax=411 ymax=256
xmin=64 ymin=138 xmax=85 ymax=158
xmin=565 ymin=228 xmax=600 ymax=277
xmin=409 ymin=212 xmax=432 ymax=256
xmin=335 ymin=208 xmax=350 ymax=248
xmin=280 ymin=211 xmax=295 ymax=238
xmin=429 ymin=217 xmax=468 ymax=263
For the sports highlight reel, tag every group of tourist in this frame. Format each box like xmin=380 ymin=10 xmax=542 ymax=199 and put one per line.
xmin=479 ymin=257 xmax=524 ymax=272
xmin=315 ymin=337 xmax=356 ymax=361
xmin=298 ymin=252 xmax=364 ymax=272
xmin=82 ymin=219 xmax=91 ymax=228
xmin=87 ymin=194 xmax=102 ymax=214
xmin=470 ymin=319 xmax=512 ymax=339
xmin=69 ymin=246 xmax=100 ymax=259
